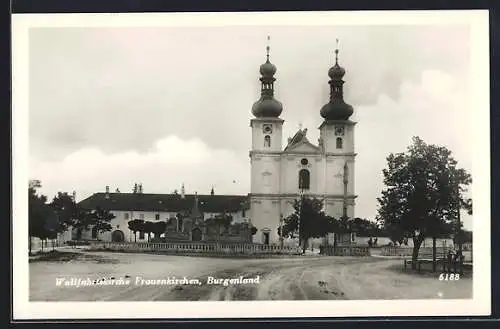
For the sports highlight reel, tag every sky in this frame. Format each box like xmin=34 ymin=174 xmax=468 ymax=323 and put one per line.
xmin=28 ymin=23 xmax=474 ymax=229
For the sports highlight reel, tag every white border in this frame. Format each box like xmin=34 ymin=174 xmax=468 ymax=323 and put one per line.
xmin=12 ymin=10 xmax=491 ymax=319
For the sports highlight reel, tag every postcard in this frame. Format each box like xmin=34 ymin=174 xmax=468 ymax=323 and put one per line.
xmin=12 ymin=10 xmax=491 ymax=319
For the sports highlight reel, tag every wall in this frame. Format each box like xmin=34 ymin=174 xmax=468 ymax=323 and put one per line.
xmin=356 ymin=236 xmax=455 ymax=248
xmin=71 ymin=208 xmax=246 ymax=243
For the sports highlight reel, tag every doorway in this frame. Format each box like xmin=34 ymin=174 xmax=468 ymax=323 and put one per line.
xmin=263 ymin=232 xmax=270 ymax=245
xmin=111 ymin=230 xmax=125 ymax=242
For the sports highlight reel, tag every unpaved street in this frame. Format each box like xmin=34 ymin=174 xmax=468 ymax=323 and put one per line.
xmin=30 ymin=249 xmax=472 ymax=301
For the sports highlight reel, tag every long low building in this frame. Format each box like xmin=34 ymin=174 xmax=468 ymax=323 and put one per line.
xmin=74 ymin=188 xmax=250 ymax=243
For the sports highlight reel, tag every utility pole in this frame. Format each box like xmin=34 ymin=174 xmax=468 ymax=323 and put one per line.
xmin=456 ymin=184 xmax=463 ymax=254
xmin=298 ymin=176 xmax=305 ymax=250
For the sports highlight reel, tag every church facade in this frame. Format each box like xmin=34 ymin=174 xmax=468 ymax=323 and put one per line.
xmin=249 ymin=41 xmax=357 ymax=245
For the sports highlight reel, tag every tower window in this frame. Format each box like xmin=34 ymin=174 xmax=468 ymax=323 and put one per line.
xmin=264 ymin=135 xmax=271 ymax=148
xmin=336 ymin=137 xmax=343 ymax=149
xmin=155 ymin=214 xmax=160 ymax=220
xmin=298 ymin=169 xmax=310 ymax=190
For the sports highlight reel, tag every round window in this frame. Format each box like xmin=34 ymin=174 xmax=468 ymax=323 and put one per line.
xmin=301 ymin=158 xmax=308 ymax=165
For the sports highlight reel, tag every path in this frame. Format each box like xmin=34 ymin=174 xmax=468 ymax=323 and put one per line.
xmin=29 ymin=249 xmax=472 ymax=301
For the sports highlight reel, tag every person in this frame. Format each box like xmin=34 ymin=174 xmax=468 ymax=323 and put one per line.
xmin=446 ymin=249 xmax=453 ymax=273
xmin=368 ymin=237 xmax=373 ymax=247
xmin=374 ymin=237 xmax=378 ymax=246
xmin=453 ymin=249 xmax=464 ymax=273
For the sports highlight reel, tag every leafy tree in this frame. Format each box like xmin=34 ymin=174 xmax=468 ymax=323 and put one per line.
xmin=88 ymin=207 xmax=115 ymax=236
xmin=281 ymin=197 xmax=337 ymax=254
xmin=350 ymin=217 xmax=384 ymax=237
xmin=69 ymin=206 xmax=115 ymax=241
xmin=50 ymin=192 xmax=78 ymax=233
xmin=143 ymin=221 xmax=155 ymax=242
xmin=127 ymin=219 xmax=144 ymax=242
xmin=152 ymin=221 xmax=167 ymax=240
xmin=28 ymin=180 xmax=53 ymax=254
xmin=250 ymin=225 xmax=258 ymax=235
xmin=376 ymin=137 xmax=472 ymax=270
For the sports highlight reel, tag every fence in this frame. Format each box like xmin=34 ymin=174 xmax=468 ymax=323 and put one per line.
xmin=381 ymin=246 xmax=449 ymax=258
xmin=319 ymin=245 xmax=371 ymax=256
xmin=89 ymin=241 xmax=302 ymax=256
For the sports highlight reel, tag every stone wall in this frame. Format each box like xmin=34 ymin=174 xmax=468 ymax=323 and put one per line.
xmin=319 ymin=245 xmax=371 ymax=256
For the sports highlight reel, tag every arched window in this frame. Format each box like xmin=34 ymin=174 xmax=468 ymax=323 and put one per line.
xmin=264 ymin=135 xmax=271 ymax=148
xmin=336 ymin=137 xmax=343 ymax=149
xmin=298 ymin=169 xmax=310 ymax=190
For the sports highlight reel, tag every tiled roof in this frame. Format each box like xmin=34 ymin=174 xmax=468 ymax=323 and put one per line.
xmin=78 ymin=193 xmax=249 ymax=213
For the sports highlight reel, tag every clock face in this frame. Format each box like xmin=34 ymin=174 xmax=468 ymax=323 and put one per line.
xmin=263 ymin=124 xmax=273 ymax=134
xmin=335 ymin=125 xmax=345 ymax=136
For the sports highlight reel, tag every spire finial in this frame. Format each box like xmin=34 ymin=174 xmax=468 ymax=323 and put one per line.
xmin=266 ymin=35 xmax=271 ymax=61
xmin=335 ymin=38 xmax=340 ymax=65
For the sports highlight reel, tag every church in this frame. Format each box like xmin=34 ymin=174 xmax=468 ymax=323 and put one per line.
xmin=249 ymin=40 xmax=356 ymax=245
xmin=72 ymin=39 xmax=357 ymax=246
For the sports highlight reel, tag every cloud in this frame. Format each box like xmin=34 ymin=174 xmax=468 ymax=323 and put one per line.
xmin=29 ymin=25 xmax=469 ymax=160
xmin=30 ymin=136 xmax=250 ymax=202
xmin=27 ymin=24 xmax=474 ymax=230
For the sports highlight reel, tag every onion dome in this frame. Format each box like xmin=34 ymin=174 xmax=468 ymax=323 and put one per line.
xmin=260 ymin=59 xmax=277 ymax=78
xmin=320 ymin=39 xmax=354 ymax=121
xmin=252 ymin=98 xmax=283 ymax=117
xmin=252 ymin=36 xmax=283 ymax=118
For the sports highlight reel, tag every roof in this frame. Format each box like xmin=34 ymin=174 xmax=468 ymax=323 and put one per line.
xmin=78 ymin=193 xmax=249 ymax=214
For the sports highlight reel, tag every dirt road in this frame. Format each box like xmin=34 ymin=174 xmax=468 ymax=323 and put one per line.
xmin=29 ymin=249 xmax=472 ymax=301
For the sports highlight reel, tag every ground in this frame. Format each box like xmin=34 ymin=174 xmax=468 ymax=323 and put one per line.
xmin=29 ymin=248 xmax=472 ymax=301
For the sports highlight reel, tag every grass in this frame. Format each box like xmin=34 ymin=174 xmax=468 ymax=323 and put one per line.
xmin=29 ymin=250 xmax=118 ymax=264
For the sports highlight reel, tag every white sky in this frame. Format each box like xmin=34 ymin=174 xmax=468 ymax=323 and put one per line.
xmin=28 ymin=23 xmax=475 ymax=229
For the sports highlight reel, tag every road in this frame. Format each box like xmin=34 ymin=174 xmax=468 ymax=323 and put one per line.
xmin=29 ymin=249 xmax=472 ymax=301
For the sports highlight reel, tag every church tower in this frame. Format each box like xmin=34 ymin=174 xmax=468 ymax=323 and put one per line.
xmin=318 ymin=40 xmax=356 ymax=219
xmin=249 ymin=36 xmax=284 ymax=244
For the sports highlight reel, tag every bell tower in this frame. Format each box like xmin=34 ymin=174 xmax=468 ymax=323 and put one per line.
xmin=249 ymin=36 xmax=284 ymax=244
xmin=318 ymin=39 xmax=356 ymax=219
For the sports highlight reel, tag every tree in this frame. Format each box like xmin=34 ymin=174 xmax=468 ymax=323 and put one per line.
xmin=89 ymin=207 xmax=115 ymax=236
xmin=281 ymin=197 xmax=337 ymax=254
xmin=50 ymin=192 xmax=78 ymax=233
xmin=350 ymin=217 xmax=384 ymax=237
xmin=69 ymin=206 xmax=115 ymax=240
xmin=128 ymin=219 xmax=144 ymax=242
xmin=250 ymin=225 xmax=258 ymax=236
xmin=143 ymin=221 xmax=155 ymax=242
xmin=152 ymin=221 xmax=167 ymax=240
xmin=376 ymin=137 xmax=472 ymax=270
xmin=28 ymin=180 xmax=52 ymax=254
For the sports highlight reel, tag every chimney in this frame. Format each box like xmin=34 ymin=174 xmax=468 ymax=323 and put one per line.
xmin=210 ymin=186 xmax=214 ymax=196
xmin=181 ymin=183 xmax=185 ymax=199
xmin=105 ymin=186 xmax=110 ymax=199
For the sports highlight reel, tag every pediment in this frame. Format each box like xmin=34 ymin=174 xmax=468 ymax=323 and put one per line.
xmin=284 ymin=140 xmax=320 ymax=153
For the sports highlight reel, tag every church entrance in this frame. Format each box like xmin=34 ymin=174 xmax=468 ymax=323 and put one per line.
xmin=191 ymin=228 xmax=202 ymax=242
xmin=263 ymin=232 xmax=270 ymax=245
xmin=111 ymin=230 xmax=125 ymax=242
